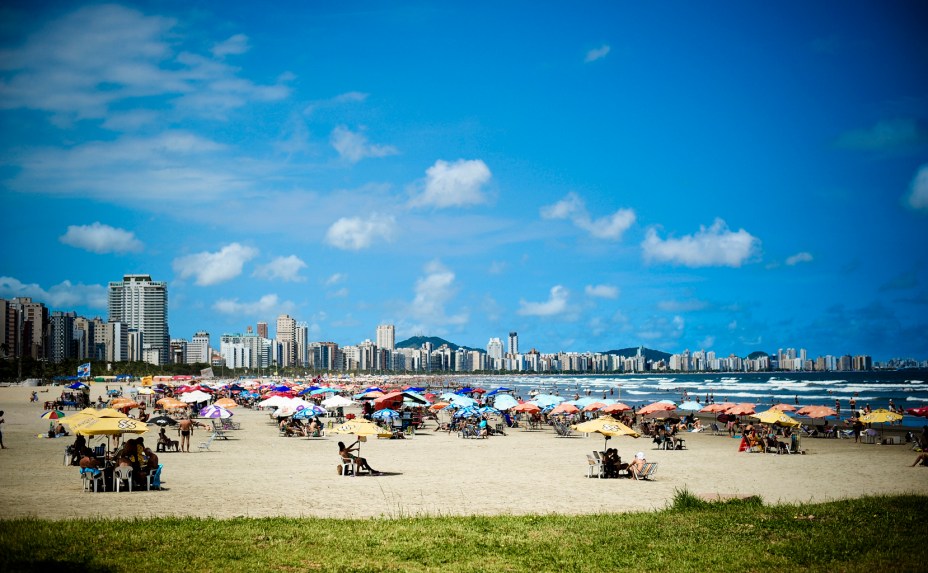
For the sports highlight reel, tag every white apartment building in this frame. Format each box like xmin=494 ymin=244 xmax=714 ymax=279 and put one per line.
xmin=108 ymin=274 xmax=169 ymax=365
xmin=376 ymin=324 xmax=395 ymax=351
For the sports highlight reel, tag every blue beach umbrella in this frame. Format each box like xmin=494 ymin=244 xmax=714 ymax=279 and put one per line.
xmin=372 ymin=408 xmax=399 ymax=421
xmin=492 ymin=395 xmax=519 ymax=411
xmin=678 ymin=401 xmax=704 ymax=412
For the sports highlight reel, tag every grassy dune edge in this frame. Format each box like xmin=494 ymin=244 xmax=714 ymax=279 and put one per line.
xmin=2 ymin=493 xmax=926 ymax=573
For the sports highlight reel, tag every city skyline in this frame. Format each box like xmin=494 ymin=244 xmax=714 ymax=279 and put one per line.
xmin=2 ymin=2 xmax=927 ymax=362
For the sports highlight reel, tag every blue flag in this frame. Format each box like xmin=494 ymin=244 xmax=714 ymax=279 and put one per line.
xmin=77 ymin=363 xmax=91 ymax=378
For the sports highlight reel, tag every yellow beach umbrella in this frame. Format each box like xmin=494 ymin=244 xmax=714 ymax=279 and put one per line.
xmin=858 ymin=409 xmax=902 ymax=424
xmin=752 ymin=408 xmax=800 ymax=427
xmin=328 ymin=419 xmax=393 ymax=438
xmin=573 ymin=415 xmax=640 ymax=449
xmin=76 ymin=417 xmax=148 ymax=436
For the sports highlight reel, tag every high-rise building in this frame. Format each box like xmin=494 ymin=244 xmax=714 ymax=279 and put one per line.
xmin=188 ymin=331 xmax=211 ymax=364
xmin=295 ymin=322 xmax=310 ymax=368
xmin=105 ymin=321 xmax=129 ymax=362
xmin=49 ymin=311 xmax=76 ymax=363
xmin=507 ymin=332 xmax=519 ymax=356
xmin=275 ymin=314 xmax=296 ymax=367
xmin=13 ymin=297 xmax=48 ymax=359
xmin=0 ymin=299 xmax=18 ymax=358
xmin=73 ymin=316 xmax=95 ymax=360
xmin=256 ymin=321 xmax=268 ymax=339
xmin=108 ymin=274 xmax=169 ymax=364
xmin=376 ymin=324 xmax=395 ymax=351
xmin=170 ymin=339 xmax=188 ymax=364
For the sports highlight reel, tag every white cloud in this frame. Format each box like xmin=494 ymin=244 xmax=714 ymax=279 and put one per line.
xmin=585 ymin=284 xmax=619 ymax=299
xmin=0 ymin=276 xmax=106 ymax=309
xmin=642 ymin=218 xmax=760 ymax=267
xmin=0 ymin=5 xmax=289 ymax=124
xmin=324 ymin=273 xmax=346 ymax=286
xmin=907 ymin=164 xmax=928 ymax=211
xmin=410 ymin=159 xmax=492 ymax=208
xmin=325 ymin=214 xmax=396 ymax=250
xmin=518 ymin=285 xmax=570 ymax=316
xmin=253 ymin=255 xmax=306 ymax=282
xmin=213 ymin=294 xmax=293 ymax=316
xmin=330 ymin=125 xmax=398 ymax=163
xmin=699 ymin=335 xmax=716 ymax=349
xmin=488 ymin=261 xmax=508 ymax=275
xmin=173 ymin=243 xmax=259 ymax=286
xmin=303 ymin=91 xmax=368 ymax=116
xmin=541 ymin=192 xmax=635 ymax=240
xmin=407 ymin=261 xmax=468 ymax=326
xmin=785 ymin=252 xmax=814 ymax=266
xmin=212 ymin=34 xmax=250 ymax=58
xmin=59 ymin=222 xmax=143 ymax=254
xmin=585 ymin=44 xmax=611 ymax=63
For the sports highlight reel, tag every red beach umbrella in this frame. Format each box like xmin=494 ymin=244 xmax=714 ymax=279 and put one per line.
xmin=725 ymin=403 xmax=757 ymax=416
xmin=600 ymin=402 xmax=632 ymax=414
xmin=638 ymin=401 xmax=677 ymax=415
xmin=550 ymin=403 xmax=579 ymax=415
xmin=905 ymin=406 xmax=928 ymax=418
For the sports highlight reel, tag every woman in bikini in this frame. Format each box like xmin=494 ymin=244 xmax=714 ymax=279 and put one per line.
xmin=338 ymin=440 xmax=380 ymax=475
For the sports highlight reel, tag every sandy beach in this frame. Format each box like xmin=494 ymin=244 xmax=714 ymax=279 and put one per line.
xmin=1 ymin=384 xmax=926 ymax=521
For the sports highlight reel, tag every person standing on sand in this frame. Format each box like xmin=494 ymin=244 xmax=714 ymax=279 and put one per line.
xmin=178 ymin=417 xmax=194 ymax=452
xmin=0 ymin=410 xmax=6 ymax=449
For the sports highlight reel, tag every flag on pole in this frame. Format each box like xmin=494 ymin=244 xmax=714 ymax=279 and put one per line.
xmin=77 ymin=363 xmax=91 ymax=378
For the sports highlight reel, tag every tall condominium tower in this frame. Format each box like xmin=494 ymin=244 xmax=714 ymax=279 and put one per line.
xmin=508 ymin=331 xmax=519 ymax=356
xmin=108 ymin=274 xmax=169 ymax=365
xmin=256 ymin=321 xmax=268 ymax=339
xmin=276 ymin=314 xmax=296 ymax=367
xmin=376 ymin=324 xmax=395 ymax=351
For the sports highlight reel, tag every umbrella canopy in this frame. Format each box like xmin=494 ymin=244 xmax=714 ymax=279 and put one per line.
xmin=798 ymin=406 xmax=837 ymax=418
xmin=725 ymin=403 xmax=757 ymax=416
xmin=700 ymin=403 xmax=733 ymax=413
xmin=199 ymin=405 xmax=233 ymax=419
xmin=770 ymin=403 xmax=797 ymax=412
xmin=180 ymin=390 xmax=212 ymax=403
xmin=328 ymin=419 xmax=393 ymax=438
xmin=550 ymin=403 xmax=580 ymax=415
xmin=512 ymin=402 xmax=541 ymax=414
xmin=905 ymin=406 xmax=928 ymax=418
xmin=293 ymin=405 xmax=327 ymax=420
xmin=677 ymin=401 xmax=704 ymax=412
xmin=491 ymin=395 xmax=519 ymax=411
xmin=572 ymin=415 xmax=640 ymax=448
xmin=582 ymin=402 xmax=608 ymax=413
xmin=644 ymin=409 xmax=677 ymax=420
xmin=40 ymin=409 xmax=67 ymax=420
xmin=214 ymin=398 xmax=238 ymax=409
xmin=147 ymin=415 xmax=178 ymax=427
xmin=76 ymin=417 xmax=148 ymax=436
xmin=110 ymin=399 xmax=139 ymax=409
xmin=858 ymin=409 xmax=903 ymax=424
xmin=321 ymin=395 xmax=354 ymax=408
xmin=638 ymin=401 xmax=677 ymax=415
xmin=449 ymin=395 xmax=478 ymax=407
xmin=751 ymin=408 xmax=800 ymax=427
xmin=600 ymin=402 xmax=632 ymax=414
xmin=531 ymin=394 xmax=565 ymax=408
xmin=372 ymin=408 xmax=399 ymax=421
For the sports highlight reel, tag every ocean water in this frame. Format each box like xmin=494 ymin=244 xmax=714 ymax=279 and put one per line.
xmin=456 ymin=371 xmax=928 ymax=425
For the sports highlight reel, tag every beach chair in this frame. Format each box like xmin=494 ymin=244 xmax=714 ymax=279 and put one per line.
xmin=339 ymin=458 xmax=358 ymax=476
xmin=586 ymin=454 xmax=604 ymax=478
xmin=145 ymin=464 xmax=164 ymax=490
xmin=711 ymin=423 xmax=726 ymax=436
xmin=113 ymin=466 xmax=133 ymax=492
xmin=80 ymin=468 xmax=103 ymax=492
xmin=198 ymin=432 xmax=218 ymax=451
xmin=632 ymin=462 xmax=658 ymax=481
xmin=553 ymin=420 xmax=573 ymax=438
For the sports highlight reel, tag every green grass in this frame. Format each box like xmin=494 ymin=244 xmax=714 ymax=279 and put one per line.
xmin=2 ymin=494 xmax=926 ymax=573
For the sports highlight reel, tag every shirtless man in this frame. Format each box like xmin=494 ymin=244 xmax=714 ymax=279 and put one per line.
xmin=178 ymin=417 xmax=194 ymax=452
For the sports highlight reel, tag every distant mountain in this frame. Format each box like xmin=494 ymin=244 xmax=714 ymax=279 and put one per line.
xmin=747 ymin=351 xmax=770 ymax=360
xmin=602 ymin=347 xmax=672 ymax=363
xmin=396 ymin=336 xmax=478 ymax=351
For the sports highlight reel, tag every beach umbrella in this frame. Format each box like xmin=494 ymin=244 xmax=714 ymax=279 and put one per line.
xmin=572 ymin=415 xmax=640 ymax=449
xmin=428 ymin=401 xmax=450 ymax=412
xmin=147 ymin=415 xmax=177 ymax=427
xmin=512 ymin=402 xmax=541 ymax=414
xmin=700 ymin=403 xmax=732 ymax=413
xmin=67 ymin=382 xmax=88 ymax=390
xmin=644 ymin=409 xmax=677 ymax=420
xmin=372 ymin=408 xmax=399 ymax=421
xmin=214 ymin=398 xmax=238 ymax=409
xmin=798 ymin=406 xmax=837 ymax=419
xmin=321 ymin=395 xmax=353 ymax=409
xmin=770 ymin=403 xmax=797 ymax=412
xmin=905 ymin=407 xmax=928 ymax=418
xmin=550 ymin=403 xmax=579 ymax=416
xmin=76 ymin=417 xmax=148 ymax=436
xmin=638 ymin=401 xmax=677 ymax=415
xmin=752 ymin=408 xmax=800 ymax=427
xmin=258 ymin=395 xmax=292 ymax=409
xmin=137 ymin=387 xmax=155 ymax=395
xmin=725 ymin=403 xmax=757 ymax=416
xmin=677 ymin=401 xmax=704 ymax=412
xmin=600 ymin=402 xmax=632 ymax=414
xmin=199 ymin=405 xmax=233 ymax=419
xmin=532 ymin=394 xmax=565 ymax=408
xmin=328 ymin=419 xmax=393 ymax=455
xmin=449 ymin=395 xmax=478 ymax=407
xmin=478 ymin=406 xmax=501 ymax=416
xmin=858 ymin=409 xmax=902 ymax=424
xmin=180 ymin=390 xmax=211 ymax=403
xmin=110 ymin=398 xmax=139 ymax=409
xmin=40 ymin=409 xmax=67 ymax=420
xmin=293 ymin=406 xmax=326 ymax=420
xmin=582 ymin=402 xmax=608 ymax=413
xmin=491 ymin=395 xmax=519 ymax=411
xmin=354 ymin=391 xmax=385 ymax=401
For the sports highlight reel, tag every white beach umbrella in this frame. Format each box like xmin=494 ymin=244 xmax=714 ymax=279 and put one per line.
xmin=322 ymin=395 xmax=354 ymax=408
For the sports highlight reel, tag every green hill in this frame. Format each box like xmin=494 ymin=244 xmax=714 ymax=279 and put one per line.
xmin=396 ymin=336 xmax=477 ymax=351
xmin=602 ymin=347 xmax=672 ymax=363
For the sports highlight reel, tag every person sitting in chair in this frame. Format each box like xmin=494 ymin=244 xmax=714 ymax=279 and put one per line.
xmin=338 ymin=440 xmax=380 ymax=475
xmin=627 ymin=452 xmax=647 ymax=477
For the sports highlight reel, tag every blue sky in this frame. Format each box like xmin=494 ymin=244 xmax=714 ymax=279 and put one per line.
xmin=2 ymin=1 xmax=927 ymax=360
